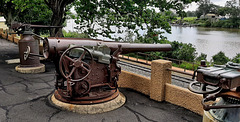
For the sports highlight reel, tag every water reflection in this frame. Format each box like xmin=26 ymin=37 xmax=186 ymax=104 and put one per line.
xmin=163 ymin=26 xmax=240 ymax=61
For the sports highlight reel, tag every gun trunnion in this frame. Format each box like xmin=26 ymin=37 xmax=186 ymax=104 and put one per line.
xmin=43 ymin=37 xmax=172 ymax=105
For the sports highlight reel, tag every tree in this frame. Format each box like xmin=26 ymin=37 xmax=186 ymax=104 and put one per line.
xmin=196 ymin=0 xmax=210 ymax=18
xmin=0 ymin=0 xmax=73 ymax=37
xmin=73 ymin=0 xmax=199 ymax=42
xmin=212 ymin=51 xmax=230 ymax=65
xmin=44 ymin=0 xmax=74 ymax=37
xmin=0 ymin=0 xmax=52 ymax=34
xmin=0 ymin=0 xmax=19 ymax=25
xmin=186 ymin=11 xmax=196 ymax=17
xmin=195 ymin=0 xmax=220 ymax=18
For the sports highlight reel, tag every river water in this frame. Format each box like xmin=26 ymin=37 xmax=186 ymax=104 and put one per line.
xmin=163 ymin=26 xmax=240 ymax=61
xmin=64 ymin=20 xmax=240 ymax=61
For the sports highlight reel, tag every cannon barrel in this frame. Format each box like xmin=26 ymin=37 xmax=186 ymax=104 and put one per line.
xmin=43 ymin=37 xmax=172 ymax=59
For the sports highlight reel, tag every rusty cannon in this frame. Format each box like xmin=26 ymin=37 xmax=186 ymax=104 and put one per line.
xmin=189 ymin=61 xmax=240 ymax=121
xmin=42 ymin=37 xmax=171 ymax=109
xmin=10 ymin=22 xmax=62 ymax=73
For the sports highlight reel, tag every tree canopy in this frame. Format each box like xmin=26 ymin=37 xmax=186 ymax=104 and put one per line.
xmin=1 ymin=0 xmax=52 ymax=25
xmin=1 ymin=0 xmax=199 ymax=39
xmin=73 ymin=0 xmax=199 ymax=42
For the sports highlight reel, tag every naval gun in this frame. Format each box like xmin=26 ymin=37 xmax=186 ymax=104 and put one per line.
xmin=189 ymin=62 xmax=240 ymax=121
xmin=42 ymin=37 xmax=171 ymax=104
xmin=10 ymin=22 xmax=62 ymax=73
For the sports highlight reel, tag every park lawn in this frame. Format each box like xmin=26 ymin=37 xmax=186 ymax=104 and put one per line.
xmin=176 ymin=17 xmax=197 ymax=21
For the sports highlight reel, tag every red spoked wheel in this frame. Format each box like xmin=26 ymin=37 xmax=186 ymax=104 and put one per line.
xmin=59 ymin=46 xmax=93 ymax=82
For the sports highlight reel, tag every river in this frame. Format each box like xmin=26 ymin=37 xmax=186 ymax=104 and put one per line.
xmin=64 ymin=20 xmax=240 ymax=61
xmin=163 ymin=26 xmax=240 ymax=61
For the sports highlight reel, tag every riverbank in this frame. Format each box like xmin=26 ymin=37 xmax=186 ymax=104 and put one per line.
xmin=174 ymin=17 xmax=240 ymax=29
xmin=163 ymin=26 xmax=240 ymax=61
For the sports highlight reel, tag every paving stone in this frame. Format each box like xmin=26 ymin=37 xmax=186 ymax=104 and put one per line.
xmin=0 ymin=108 xmax=6 ymax=122
xmin=8 ymin=98 xmax=58 ymax=122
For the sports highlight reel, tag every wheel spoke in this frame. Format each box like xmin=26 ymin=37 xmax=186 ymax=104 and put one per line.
xmin=78 ymin=50 xmax=86 ymax=61
xmin=62 ymin=57 xmax=70 ymax=74
xmin=67 ymin=67 xmax=76 ymax=78
xmin=64 ymin=55 xmax=75 ymax=62
xmin=59 ymin=46 xmax=93 ymax=82
xmin=81 ymin=62 xmax=90 ymax=72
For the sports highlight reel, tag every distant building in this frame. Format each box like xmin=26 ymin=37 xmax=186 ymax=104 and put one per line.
xmin=0 ymin=17 xmax=8 ymax=29
xmin=200 ymin=13 xmax=218 ymax=22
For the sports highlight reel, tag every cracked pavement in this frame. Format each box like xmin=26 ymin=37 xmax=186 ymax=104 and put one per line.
xmin=0 ymin=38 xmax=202 ymax=122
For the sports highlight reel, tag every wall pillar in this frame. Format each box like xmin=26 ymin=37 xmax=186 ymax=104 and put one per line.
xmin=0 ymin=28 xmax=3 ymax=36
xmin=150 ymin=59 xmax=172 ymax=101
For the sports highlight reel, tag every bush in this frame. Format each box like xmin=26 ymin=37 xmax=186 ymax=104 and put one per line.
xmin=174 ymin=42 xmax=197 ymax=62
xmin=212 ymin=51 xmax=230 ymax=65
xmin=231 ymin=53 xmax=240 ymax=63
xmin=203 ymin=20 xmax=211 ymax=27
xmin=155 ymin=41 xmax=197 ymax=62
xmin=195 ymin=53 xmax=207 ymax=62
xmin=63 ymin=30 xmax=89 ymax=38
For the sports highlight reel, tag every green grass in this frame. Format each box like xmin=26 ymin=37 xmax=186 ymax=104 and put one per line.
xmin=176 ymin=17 xmax=197 ymax=21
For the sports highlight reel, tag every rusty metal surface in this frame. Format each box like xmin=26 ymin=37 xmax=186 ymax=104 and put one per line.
xmin=43 ymin=37 xmax=171 ymax=104
xmin=11 ymin=22 xmax=62 ymax=32
xmin=189 ymin=62 xmax=240 ymax=112
xmin=43 ymin=37 xmax=172 ymax=59
xmin=18 ymin=34 xmax=41 ymax=67
xmin=53 ymin=44 xmax=122 ymax=104
xmin=11 ymin=22 xmax=62 ymax=68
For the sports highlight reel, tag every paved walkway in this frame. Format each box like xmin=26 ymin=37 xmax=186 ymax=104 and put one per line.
xmin=0 ymin=38 xmax=201 ymax=122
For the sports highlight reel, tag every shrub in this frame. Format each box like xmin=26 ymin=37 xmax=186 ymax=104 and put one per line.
xmin=231 ymin=53 xmax=240 ymax=63
xmin=212 ymin=51 xmax=230 ymax=65
xmin=63 ymin=30 xmax=89 ymax=38
xmin=195 ymin=53 xmax=207 ymax=62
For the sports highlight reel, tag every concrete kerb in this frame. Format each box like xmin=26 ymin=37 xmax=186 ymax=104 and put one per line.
xmin=48 ymin=92 xmax=126 ymax=114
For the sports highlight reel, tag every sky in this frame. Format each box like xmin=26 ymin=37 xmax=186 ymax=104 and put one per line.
xmin=184 ymin=0 xmax=230 ymax=11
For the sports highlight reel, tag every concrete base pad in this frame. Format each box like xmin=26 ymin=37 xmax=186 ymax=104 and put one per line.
xmin=15 ymin=64 xmax=45 ymax=73
xmin=203 ymin=111 xmax=215 ymax=122
xmin=49 ymin=92 xmax=126 ymax=114
xmin=5 ymin=57 xmax=46 ymax=64
xmin=5 ymin=59 xmax=20 ymax=64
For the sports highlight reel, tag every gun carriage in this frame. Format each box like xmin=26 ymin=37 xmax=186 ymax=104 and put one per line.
xmin=42 ymin=37 xmax=172 ymax=104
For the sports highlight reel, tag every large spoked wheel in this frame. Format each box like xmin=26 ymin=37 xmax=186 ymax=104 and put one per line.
xmin=188 ymin=81 xmax=222 ymax=94
xmin=59 ymin=46 xmax=93 ymax=82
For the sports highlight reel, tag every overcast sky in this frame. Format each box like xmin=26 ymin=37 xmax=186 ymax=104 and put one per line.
xmin=184 ymin=0 xmax=230 ymax=11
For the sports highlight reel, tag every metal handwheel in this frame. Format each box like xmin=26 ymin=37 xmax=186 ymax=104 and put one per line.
xmin=188 ymin=80 xmax=222 ymax=94
xmin=59 ymin=46 xmax=93 ymax=82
